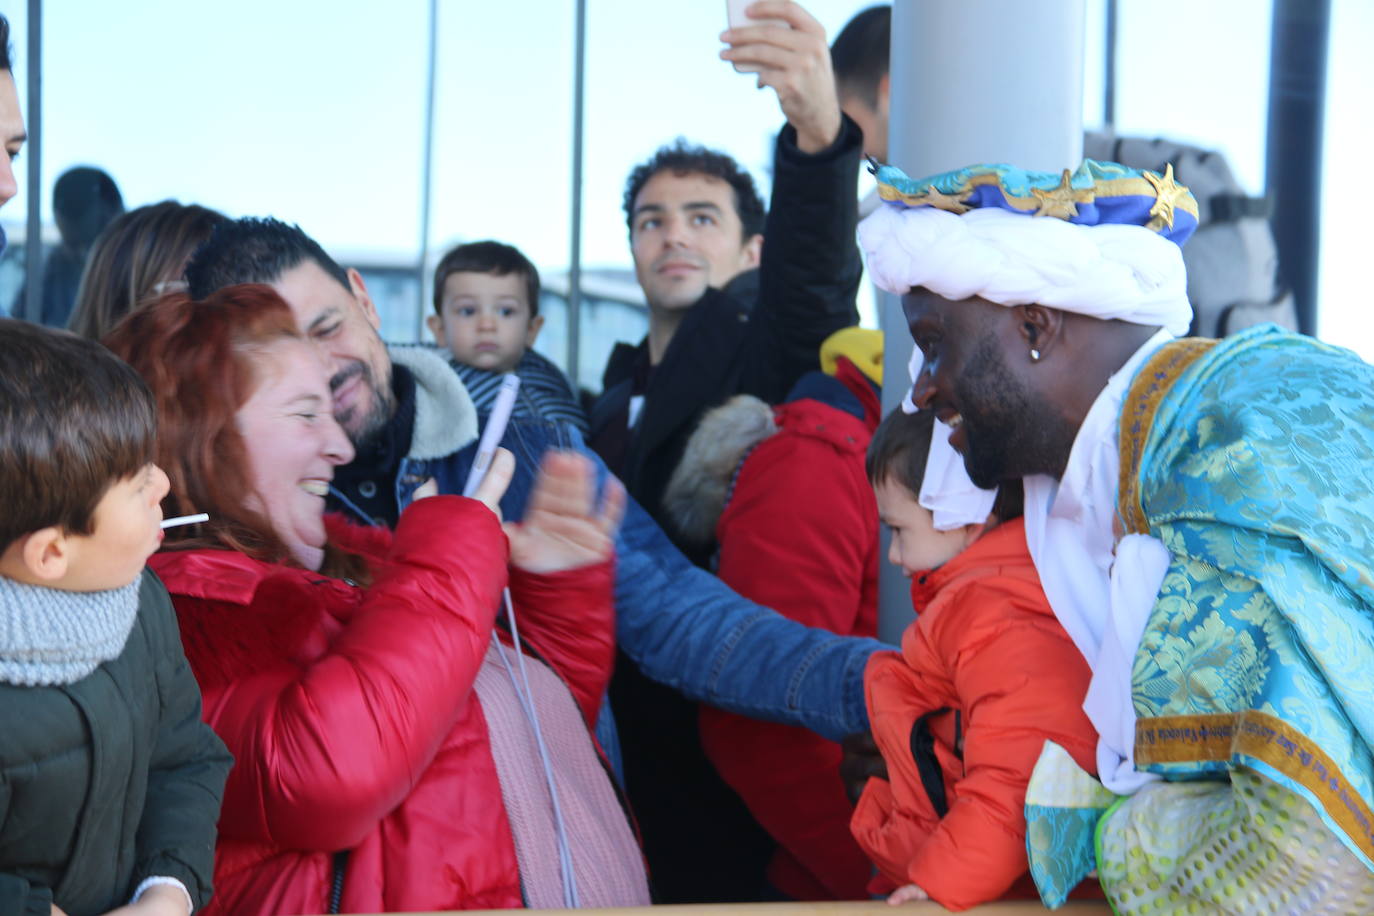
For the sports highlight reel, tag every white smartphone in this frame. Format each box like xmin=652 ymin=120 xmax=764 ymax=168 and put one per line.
xmin=725 ymin=0 xmax=788 ymax=30
xmin=725 ymin=0 xmax=791 ymax=72
xmin=462 ymin=374 xmax=521 ymax=499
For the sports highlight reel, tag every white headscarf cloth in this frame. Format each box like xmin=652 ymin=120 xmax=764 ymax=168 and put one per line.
xmin=901 ymin=345 xmax=999 ymax=531
xmin=860 ymin=203 xmax=1193 ymax=794
xmin=859 ymin=205 xmax=1193 ymax=335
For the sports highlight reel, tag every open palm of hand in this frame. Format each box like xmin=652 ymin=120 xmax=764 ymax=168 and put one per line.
xmin=506 ymin=451 xmax=625 ymax=574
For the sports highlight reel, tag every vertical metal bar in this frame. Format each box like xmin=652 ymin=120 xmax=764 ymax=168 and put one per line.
xmin=877 ymin=0 xmax=1085 ymax=645
xmin=1265 ymin=0 xmax=1329 ymax=337
xmin=22 ymin=0 xmax=41 ymax=324
xmin=566 ymin=0 xmax=587 ymax=388
xmin=415 ymin=0 xmax=439 ymax=342
xmin=1103 ymin=0 xmax=1117 ymax=128
xmin=875 ymin=289 xmax=909 ymax=645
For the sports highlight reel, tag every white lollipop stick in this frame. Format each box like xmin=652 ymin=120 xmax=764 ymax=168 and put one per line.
xmin=161 ymin=513 xmax=209 ymax=529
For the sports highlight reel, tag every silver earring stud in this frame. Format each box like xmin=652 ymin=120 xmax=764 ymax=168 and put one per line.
xmin=1030 ymin=348 xmax=1042 ymax=362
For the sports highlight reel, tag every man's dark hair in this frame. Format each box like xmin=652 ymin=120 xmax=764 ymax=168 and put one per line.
xmin=830 ymin=5 xmax=890 ymax=106
xmin=866 ymin=405 xmax=1023 ymax=521
xmin=185 ymin=216 xmax=349 ymax=299
xmin=53 ymin=166 xmax=125 ymax=249
xmin=623 ymin=139 xmax=766 ymax=240
xmin=432 ymin=240 xmax=541 ymax=318
xmin=0 ymin=318 xmax=156 ymax=547
xmin=0 ymin=15 xmax=12 ymax=73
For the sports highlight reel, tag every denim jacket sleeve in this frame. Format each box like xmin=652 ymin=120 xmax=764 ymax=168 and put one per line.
xmin=403 ymin=416 xmax=886 ymax=741
xmin=613 ymin=485 xmax=884 ymax=740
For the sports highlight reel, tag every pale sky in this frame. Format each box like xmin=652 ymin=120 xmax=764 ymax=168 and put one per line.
xmin=2 ymin=0 xmax=1369 ymax=357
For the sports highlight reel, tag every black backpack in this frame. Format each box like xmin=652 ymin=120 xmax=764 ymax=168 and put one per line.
xmin=1084 ymin=131 xmax=1298 ymax=337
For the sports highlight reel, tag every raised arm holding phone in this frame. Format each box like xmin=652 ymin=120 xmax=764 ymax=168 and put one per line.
xmin=588 ymin=0 xmax=870 ymax=902
xmin=721 ymin=0 xmax=844 ymax=153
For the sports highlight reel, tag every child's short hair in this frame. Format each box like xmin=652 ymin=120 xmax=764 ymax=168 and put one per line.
xmin=866 ymin=407 xmax=1023 ymax=521
xmin=867 ymin=407 xmax=936 ymax=496
xmin=432 ymin=240 xmax=541 ymax=318
xmin=0 ymin=319 xmax=156 ymax=547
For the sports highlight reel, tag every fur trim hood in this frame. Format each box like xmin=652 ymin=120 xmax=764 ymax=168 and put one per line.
xmin=662 ymin=395 xmax=777 ymax=550
xmin=388 ymin=344 xmax=480 ymax=461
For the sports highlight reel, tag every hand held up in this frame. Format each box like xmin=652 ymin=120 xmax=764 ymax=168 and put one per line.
xmin=719 ymin=0 xmax=843 ymax=153
xmin=506 ymin=451 xmax=625 ymax=574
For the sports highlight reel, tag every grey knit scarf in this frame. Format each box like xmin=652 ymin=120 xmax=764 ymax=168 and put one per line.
xmin=0 ymin=573 xmax=141 ymax=686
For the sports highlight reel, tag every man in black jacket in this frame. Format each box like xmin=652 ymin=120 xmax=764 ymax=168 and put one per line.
xmin=587 ymin=1 xmax=864 ymax=901
xmin=589 ymin=0 xmax=862 ymax=567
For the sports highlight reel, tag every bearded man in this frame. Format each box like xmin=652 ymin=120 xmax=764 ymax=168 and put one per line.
xmin=859 ymin=159 xmax=1374 ymax=912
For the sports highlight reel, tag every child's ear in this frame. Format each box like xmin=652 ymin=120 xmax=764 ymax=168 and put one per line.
xmin=525 ymin=314 xmax=545 ymax=348
xmin=425 ymin=314 xmax=445 ymax=346
xmin=960 ymin=512 xmax=1000 ymax=550
xmin=17 ymin=527 xmax=73 ymax=583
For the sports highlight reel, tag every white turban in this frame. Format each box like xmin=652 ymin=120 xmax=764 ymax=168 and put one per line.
xmin=865 ymin=203 xmax=1193 ymax=529
xmin=860 ymin=205 xmax=1193 ymax=336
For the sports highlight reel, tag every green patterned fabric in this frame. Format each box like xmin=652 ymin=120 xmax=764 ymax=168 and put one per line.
xmin=1059 ymin=324 xmax=1374 ymax=913
xmin=1024 ymin=741 xmax=1116 ymax=907
xmin=1126 ymin=325 xmax=1374 ymax=870
xmin=1097 ymin=771 xmax=1374 ymax=915
xmin=1030 ymin=325 xmax=1374 ymax=912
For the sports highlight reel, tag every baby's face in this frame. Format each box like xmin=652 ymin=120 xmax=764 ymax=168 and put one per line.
xmin=429 ymin=271 xmax=542 ymax=374
xmin=66 ymin=464 xmax=170 ymax=591
xmin=874 ymin=475 xmax=971 ymax=578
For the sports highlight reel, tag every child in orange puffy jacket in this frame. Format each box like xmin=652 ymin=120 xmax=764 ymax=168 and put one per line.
xmin=850 ymin=407 xmax=1099 ymax=910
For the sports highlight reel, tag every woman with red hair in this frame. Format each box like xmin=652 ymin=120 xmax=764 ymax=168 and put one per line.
xmin=105 ymin=286 xmax=649 ymax=915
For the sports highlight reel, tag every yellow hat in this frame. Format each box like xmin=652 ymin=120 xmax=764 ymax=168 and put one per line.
xmin=820 ymin=327 xmax=883 ymax=386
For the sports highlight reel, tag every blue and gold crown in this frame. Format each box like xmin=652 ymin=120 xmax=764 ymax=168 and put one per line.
xmin=872 ymin=159 xmax=1200 ymax=247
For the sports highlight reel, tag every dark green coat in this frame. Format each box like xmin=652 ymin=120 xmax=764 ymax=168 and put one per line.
xmin=0 ymin=570 xmax=231 ymax=916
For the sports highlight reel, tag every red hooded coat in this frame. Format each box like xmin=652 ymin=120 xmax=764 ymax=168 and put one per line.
xmin=149 ymin=496 xmax=617 ymax=915
xmin=698 ymin=360 xmax=880 ymax=900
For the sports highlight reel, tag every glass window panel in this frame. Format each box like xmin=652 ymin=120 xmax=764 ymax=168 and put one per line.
xmin=1317 ymin=0 xmax=1371 ymax=359
xmin=3 ymin=0 xmax=428 ymax=324
xmin=1112 ymin=0 xmax=1272 ymax=194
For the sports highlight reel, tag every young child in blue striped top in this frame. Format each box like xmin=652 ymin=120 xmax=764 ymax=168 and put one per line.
xmin=428 ymin=240 xmax=588 ymax=433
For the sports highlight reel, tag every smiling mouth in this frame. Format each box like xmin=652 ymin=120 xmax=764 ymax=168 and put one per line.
xmin=299 ymin=480 xmax=330 ymax=497
xmin=656 ymin=261 xmax=702 ymax=275
xmin=947 ymin=414 xmax=963 ymax=429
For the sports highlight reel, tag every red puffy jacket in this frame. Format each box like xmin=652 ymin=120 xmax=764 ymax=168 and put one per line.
xmin=148 ymin=496 xmax=616 ymax=915
xmin=850 ymin=519 xmax=1098 ymax=911
xmin=698 ymin=361 xmax=880 ymax=901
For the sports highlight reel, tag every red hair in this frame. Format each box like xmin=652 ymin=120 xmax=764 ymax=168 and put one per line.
xmin=104 ymin=285 xmax=302 ymax=563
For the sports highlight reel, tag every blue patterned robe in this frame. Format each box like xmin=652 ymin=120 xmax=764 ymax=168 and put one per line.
xmin=1030 ymin=324 xmax=1374 ymax=911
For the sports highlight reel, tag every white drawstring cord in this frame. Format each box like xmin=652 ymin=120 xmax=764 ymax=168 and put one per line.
xmin=493 ymin=587 xmax=581 ymax=908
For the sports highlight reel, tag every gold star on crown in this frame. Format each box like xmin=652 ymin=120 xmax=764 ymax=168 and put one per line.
xmin=1144 ymin=163 xmax=1189 ymax=231
xmin=877 ymin=181 xmax=973 ymax=213
xmin=1030 ymin=169 xmax=1096 ymax=219
xmin=913 ymin=185 xmax=973 ymax=214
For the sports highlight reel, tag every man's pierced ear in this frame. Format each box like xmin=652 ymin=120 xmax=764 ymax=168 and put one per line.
xmin=1016 ymin=304 xmax=1059 ymax=363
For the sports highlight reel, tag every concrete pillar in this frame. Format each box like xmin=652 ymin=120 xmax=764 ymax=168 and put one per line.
xmin=876 ymin=0 xmax=1087 ymax=645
